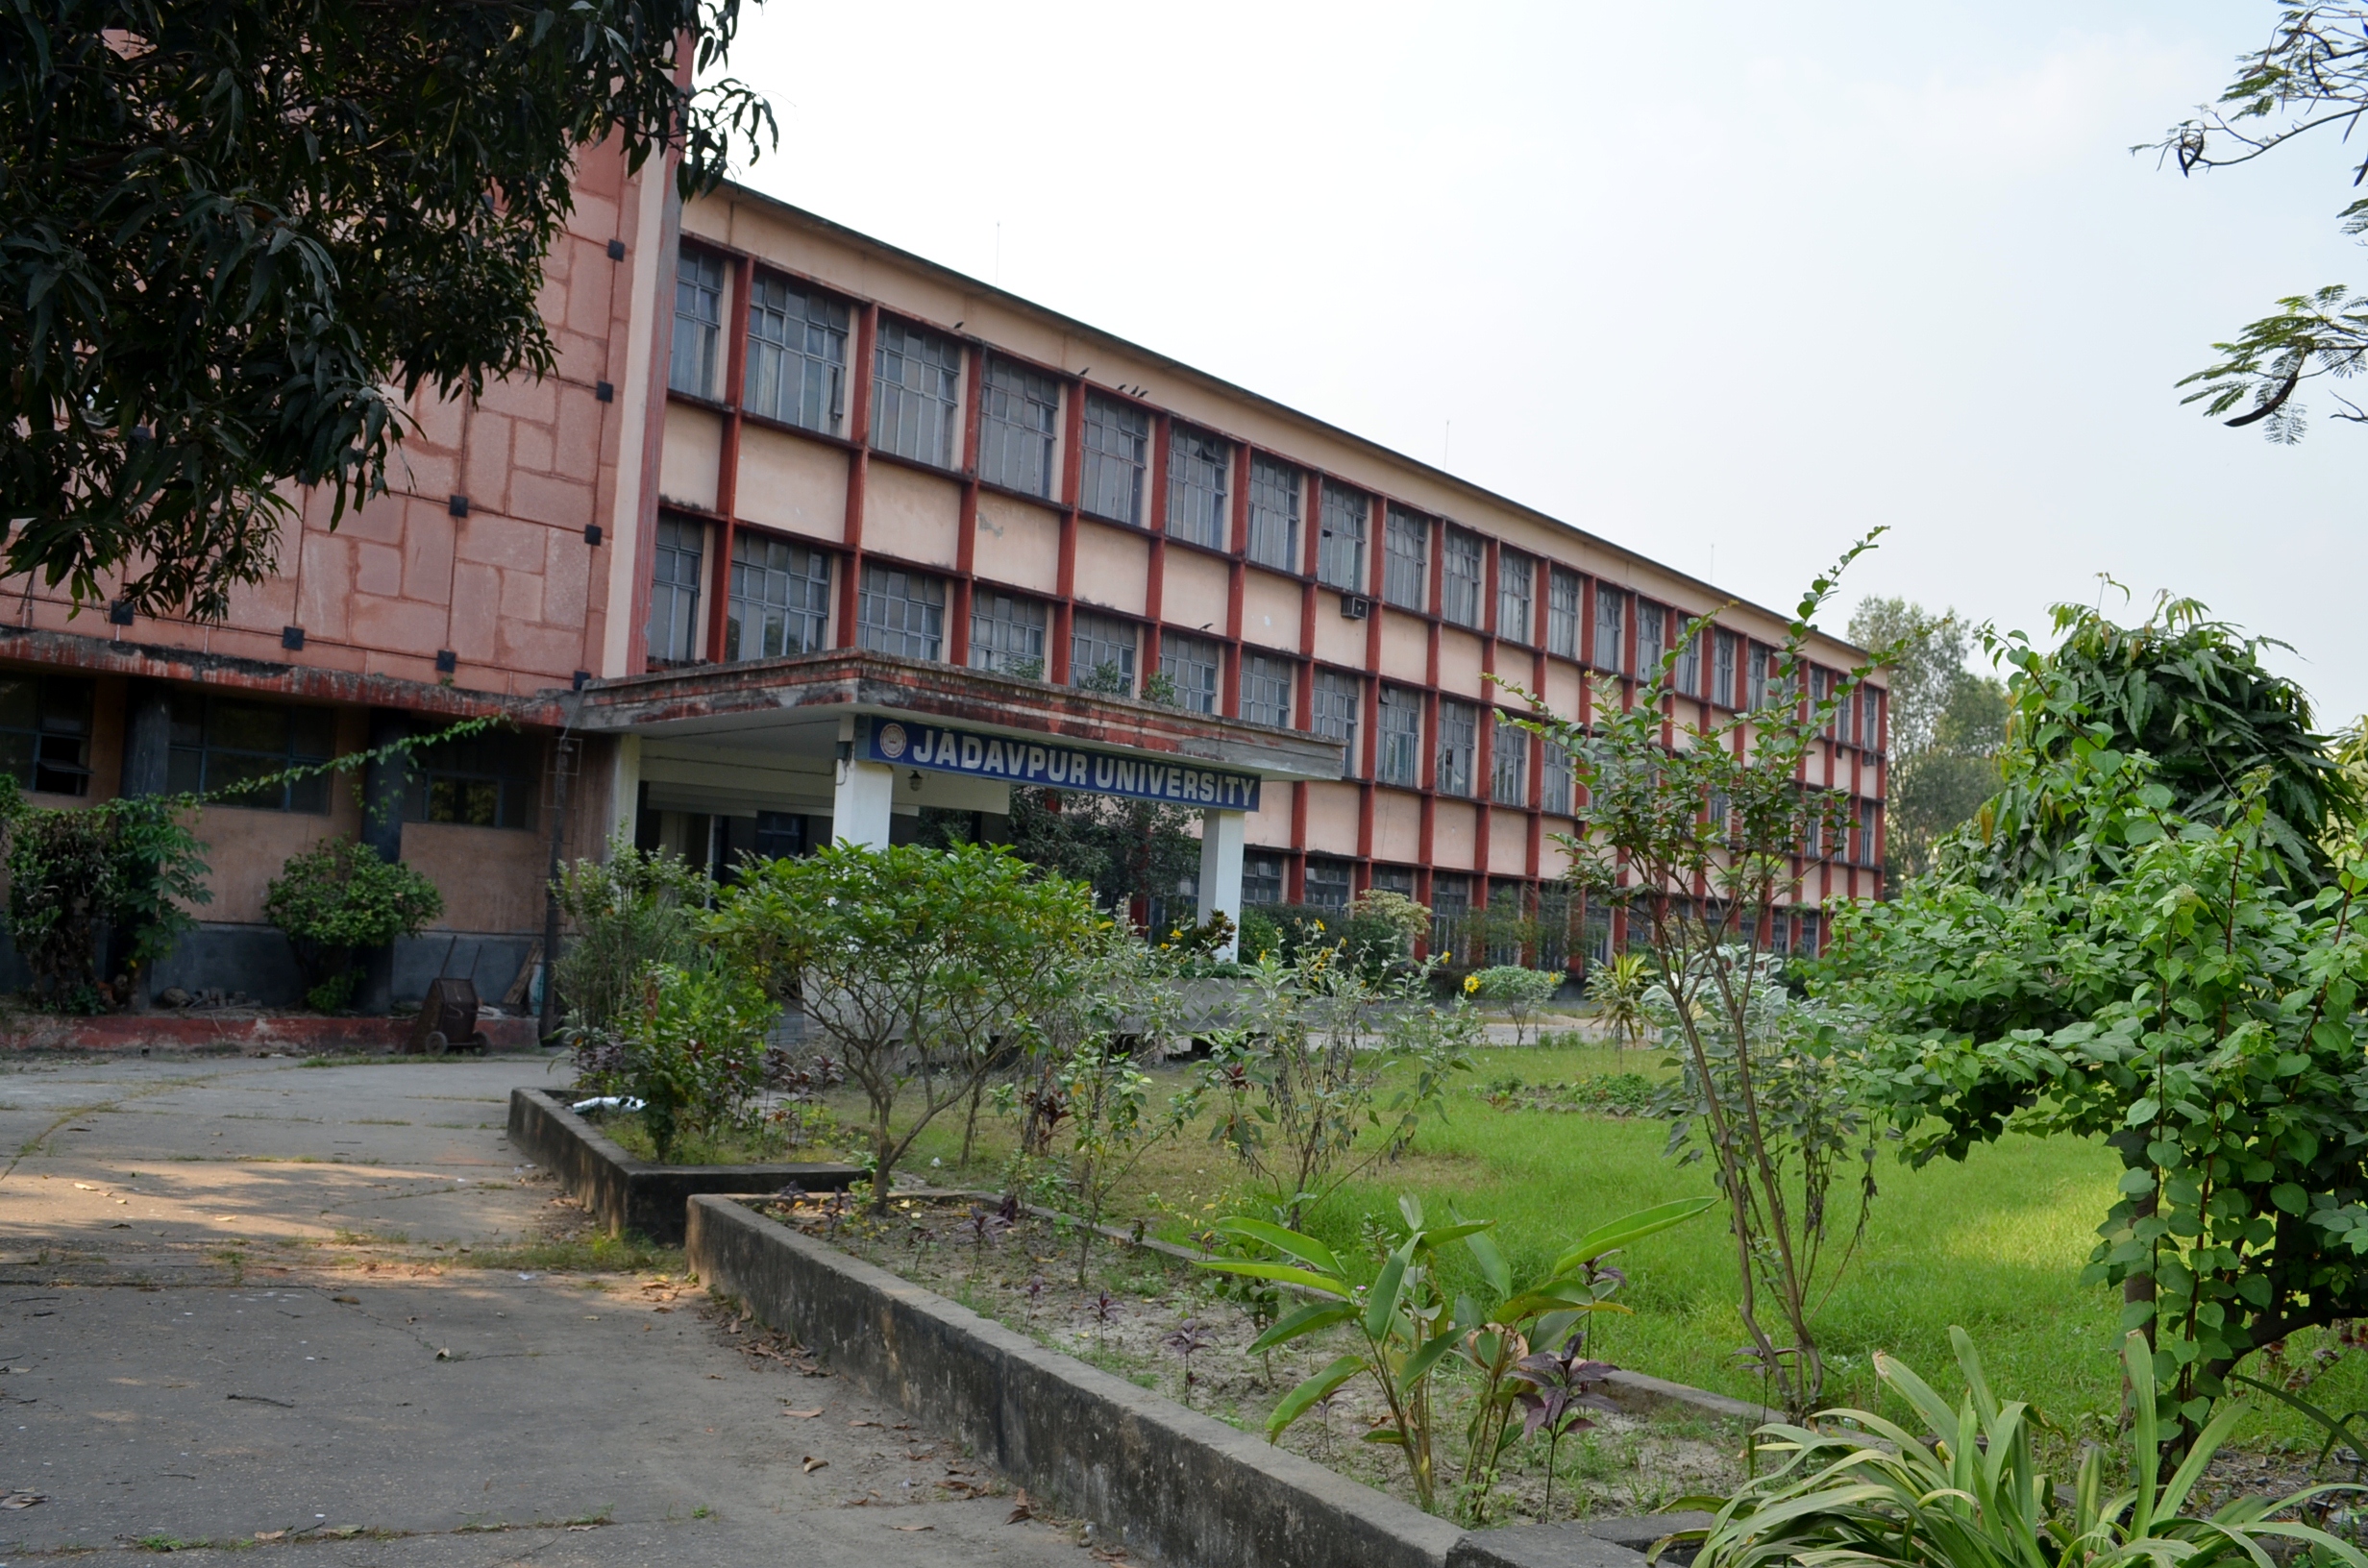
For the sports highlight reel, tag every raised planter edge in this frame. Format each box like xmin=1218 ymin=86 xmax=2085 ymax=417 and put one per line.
xmin=686 ymin=1190 xmax=1471 ymax=1568
xmin=506 ymin=1086 xmax=859 ymax=1245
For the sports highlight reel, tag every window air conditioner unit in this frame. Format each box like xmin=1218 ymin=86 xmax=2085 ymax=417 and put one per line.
xmin=1340 ymin=594 xmax=1372 ymax=620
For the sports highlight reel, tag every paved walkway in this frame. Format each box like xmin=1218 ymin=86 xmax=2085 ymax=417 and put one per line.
xmin=0 ymin=1051 xmax=1092 ymax=1567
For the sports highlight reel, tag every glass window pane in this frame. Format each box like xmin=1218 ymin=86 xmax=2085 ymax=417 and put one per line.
xmin=1384 ymin=507 xmax=1429 ymax=610
xmin=1246 ymin=455 xmax=1301 ymax=571
xmin=1436 ymin=699 xmax=1476 ymax=796
xmin=1442 ymin=528 xmax=1484 ymax=627
xmin=1071 ymin=611 xmax=1138 ymax=694
xmin=726 ymin=533 xmax=831 ymax=662
xmin=1497 ymin=552 xmax=1534 ymax=644
xmin=669 ymin=247 xmax=724 ymax=398
xmin=871 ymin=319 xmax=961 ymax=467
xmin=980 ymin=357 xmax=1059 ymax=499
xmin=1378 ymin=686 xmax=1421 ymax=788
xmin=1548 ymin=569 xmax=1581 ymax=658
xmin=746 ymin=275 xmax=849 ymax=434
xmin=970 ymin=591 xmax=1049 ymax=677
xmin=1593 ymin=585 xmax=1627 ymax=672
xmin=1240 ymin=652 xmax=1293 ymax=728
xmin=856 ymin=563 xmax=947 ymax=661
xmin=1165 ymin=426 xmax=1230 ymax=550
xmin=1157 ymin=631 xmax=1221 ymax=715
xmin=1081 ymin=394 xmax=1149 ymax=525
xmin=1317 ymin=481 xmax=1368 ymax=592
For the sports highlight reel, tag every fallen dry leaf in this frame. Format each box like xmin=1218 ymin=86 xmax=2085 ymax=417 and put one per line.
xmin=0 ymin=1490 xmax=45 ymax=1510
xmin=253 ymin=1530 xmax=285 ymax=1542
xmin=890 ymin=1524 xmax=934 ymax=1532
xmin=802 ymin=1457 xmax=828 ymax=1473
xmin=849 ymin=1418 xmax=882 ymax=1428
xmin=433 ymin=1348 xmax=451 ymax=1360
xmin=782 ymin=1408 xmax=824 ymax=1418
xmin=331 ymin=1295 xmax=358 ymax=1305
xmin=1005 ymin=1489 xmax=1033 ymax=1524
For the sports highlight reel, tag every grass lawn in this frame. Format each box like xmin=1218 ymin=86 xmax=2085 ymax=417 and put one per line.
xmin=826 ymin=1040 xmax=2367 ymax=1456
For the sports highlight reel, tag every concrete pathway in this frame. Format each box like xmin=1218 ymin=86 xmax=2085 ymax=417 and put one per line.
xmin=0 ymin=1051 xmax=1095 ymax=1567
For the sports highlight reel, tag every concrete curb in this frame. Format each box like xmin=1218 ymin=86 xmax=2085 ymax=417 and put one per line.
xmin=687 ymin=1191 xmax=1469 ymax=1568
xmin=0 ymin=1012 xmax=541 ymax=1055
xmin=506 ymin=1087 xmax=859 ymax=1245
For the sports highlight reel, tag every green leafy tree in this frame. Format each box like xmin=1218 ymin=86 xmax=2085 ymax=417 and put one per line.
xmin=1202 ymin=945 xmax=1478 ymax=1228
xmin=2144 ymin=7 xmax=2368 ymax=441
xmin=0 ymin=783 xmax=210 ymax=1012
xmin=1 ymin=0 xmax=773 ymax=617
xmin=1837 ymin=762 xmax=2368 ymax=1458
xmin=263 ymin=839 xmax=443 ymax=1010
xmin=1470 ymin=965 xmax=1561 ymax=1047
xmin=1005 ymin=786 xmax=1199 ymax=919
xmin=1505 ymin=535 xmax=1900 ymax=1419
xmin=576 ymin=958 xmax=776 ymax=1163
xmin=551 ymin=839 xmax=714 ymax=1034
xmin=1847 ymin=598 xmax=2009 ymax=883
xmin=1949 ymin=595 xmax=2354 ymax=896
xmin=710 ymin=841 xmax=1098 ymax=1213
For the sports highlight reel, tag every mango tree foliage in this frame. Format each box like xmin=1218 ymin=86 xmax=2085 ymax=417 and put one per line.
xmin=1951 ymin=596 xmax=2355 ymax=896
xmin=1 ymin=0 xmax=773 ymax=617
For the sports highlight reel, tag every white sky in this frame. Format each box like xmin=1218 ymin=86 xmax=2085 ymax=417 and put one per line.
xmin=720 ymin=3 xmax=2366 ymax=723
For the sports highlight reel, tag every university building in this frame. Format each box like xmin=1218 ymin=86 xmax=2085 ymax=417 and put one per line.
xmin=3 ymin=144 xmax=1885 ymax=1006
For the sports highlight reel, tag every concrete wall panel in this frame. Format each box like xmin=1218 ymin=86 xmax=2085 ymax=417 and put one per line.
xmin=659 ymin=404 xmax=722 ymax=512
xmin=1073 ymin=524 xmax=1148 ymax=618
xmin=974 ymin=496 xmax=1061 ymax=596
xmin=1241 ymin=572 xmax=1303 ymax=653
xmin=739 ymin=427 xmax=850 ymax=543
xmin=863 ymin=462 xmax=961 ymax=571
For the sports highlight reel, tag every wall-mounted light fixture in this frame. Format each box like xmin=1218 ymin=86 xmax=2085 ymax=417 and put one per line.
xmin=907 ymin=770 xmax=924 ymax=793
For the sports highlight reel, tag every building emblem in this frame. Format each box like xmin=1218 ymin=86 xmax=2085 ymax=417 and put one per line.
xmin=876 ymin=722 xmax=908 ymax=760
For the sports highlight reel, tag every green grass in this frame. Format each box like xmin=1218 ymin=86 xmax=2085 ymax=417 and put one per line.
xmin=442 ymin=1233 xmax=683 ymax=1275
xmin=864 ymin=1040 xmax=2368 ymax=1455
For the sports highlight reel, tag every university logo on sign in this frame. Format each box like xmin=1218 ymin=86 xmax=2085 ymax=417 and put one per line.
xmin=868 ymin=721 xmax=1261 ymax=812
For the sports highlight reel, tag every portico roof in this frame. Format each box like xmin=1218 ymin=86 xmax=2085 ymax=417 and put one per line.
xmin=563 ymin=649 xmax=1344 ymax=783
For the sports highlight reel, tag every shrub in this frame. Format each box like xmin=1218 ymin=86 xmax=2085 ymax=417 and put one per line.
xmin=3 ymin=789 xmax=209 ymax=1013
xmin=550 ymin=839 xmax=712 ymax=1034
xmin=1679 ymin=1328 xmax=2361 ymax=1568
xmin=1469 ymin=965 xmax=1561 ymax=1046
xmin=574 ymin=957 xmax=775 ymax=1162
xmin=711 ymin=840 xmax=1099 ymax=1212
xmin=1583 ymin=950 xmax=1650 ymax=1044
xmin=1203 ymin=944 xmax=1478 ymax=1226
xmin=263 ymin=840 xmax=443 ymax=1011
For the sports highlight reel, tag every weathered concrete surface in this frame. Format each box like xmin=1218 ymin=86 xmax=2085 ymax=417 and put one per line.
xmin=1450 ymin=1513 xmax=1713 ymax=1568
xmin=0 ymin=1052 xmax=1089 ymax=1567
xmin=688 ymin=1193 xmax=1471 ymax=1568
xmin=508 ymin=1086 xmax=858 ymax=1245
xmin=0 ymin=1013 xmax=541 ymax=1054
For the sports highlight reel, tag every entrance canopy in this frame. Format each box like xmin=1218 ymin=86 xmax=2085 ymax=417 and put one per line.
xmin=565 ymin=649 xmax=1344 ymax=952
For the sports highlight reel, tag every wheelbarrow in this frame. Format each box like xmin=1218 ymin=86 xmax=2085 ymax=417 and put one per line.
xmin=407 ymin=977 xmax=492 ymax=1055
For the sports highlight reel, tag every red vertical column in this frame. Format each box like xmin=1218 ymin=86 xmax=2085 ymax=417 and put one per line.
xmin=951 ymin=342 xmax=984 ymax=670
xmin=836 ymin=304 xmax=879 ymax=649
xmin=1051 ymin=380 xmax=1084 ymax=683
xmin=1357 ymin=484 xmax=1383 ymax=873
xmin=1225 ymin=444 xmax=1250 ymax=714
xmin=705 ymin=252 xmax=752 ymax=664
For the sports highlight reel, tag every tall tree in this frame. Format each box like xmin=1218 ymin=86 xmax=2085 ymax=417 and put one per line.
xmin=1846 ymin=598 xmax=2008 ymax=883
xmin=2155 ymin=6 xmax=2368 ymax=441
xmin=2 ymin=0 xmax=774 ymax=618
xmin=1950 ymin=594 xmax=2355 ymax=895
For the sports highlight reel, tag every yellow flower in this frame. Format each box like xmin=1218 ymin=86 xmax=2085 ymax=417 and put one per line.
xmin=1464 ymin=974 xmax=1480 ymax=993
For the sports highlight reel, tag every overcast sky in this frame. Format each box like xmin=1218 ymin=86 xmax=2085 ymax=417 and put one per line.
xmin=720 ymin=3 xmax=2364 ymax=722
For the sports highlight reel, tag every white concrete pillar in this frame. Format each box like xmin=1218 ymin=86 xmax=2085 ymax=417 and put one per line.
xmin=1198 ymin=808 xmax=1246 ymax=958
xmin=834 ymin=757 xmax=897 ymax=847
xmin=607 ymin=733 xmax=642 ymax=849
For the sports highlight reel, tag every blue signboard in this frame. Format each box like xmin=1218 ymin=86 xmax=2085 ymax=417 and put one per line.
xmin=866 ymin=719 xmax=1262 ymax=812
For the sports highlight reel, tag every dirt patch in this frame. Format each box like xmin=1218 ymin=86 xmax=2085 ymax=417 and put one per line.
xmin=754 ymin=1192 xmax=1742 ymax=1528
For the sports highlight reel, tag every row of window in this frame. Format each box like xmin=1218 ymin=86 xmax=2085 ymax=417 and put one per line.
xmin=1231 ymin=860 xmax=1836 ymax=962
xmin=672 ymin=251 xmax=1878 ymax=742
xmin=0 ymin=676 xmax=541 ymax=828
xmin=647 ymin=521 xmax=1879 ymax=831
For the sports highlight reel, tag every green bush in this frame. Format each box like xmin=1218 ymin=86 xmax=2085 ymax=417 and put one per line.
xmin=1469 ymin=964 xmax=1562 ymax=1045
xmin=264 ymin=840 xmax=443 ymax=1011
xmin=573 ymin=957 xmax=776 ymax=1162
xmin=550 ymin=838 xmax=713 ymax=1034
xmin=4 ymin=788 xmax=210 ymax=1013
